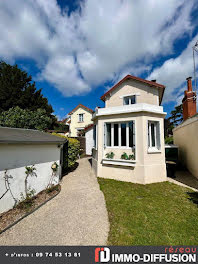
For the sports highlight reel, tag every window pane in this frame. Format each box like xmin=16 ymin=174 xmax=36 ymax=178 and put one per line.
xmin=124 ymin=97 xmax=130 ymax=105
xmin=106 ymin=124 xmax=111 ymax=146
xmin=114 ymin=124 xmax=119 ymax=146
xmin=151 ymin=123 xmax=155 ymax=147
xmin=129 ymin=121 xmax=134 ymax=147
xmin=121 ymin=123 xmax=126 ymax=146
xmin=131 ymin=95 xmax=136 ymax=104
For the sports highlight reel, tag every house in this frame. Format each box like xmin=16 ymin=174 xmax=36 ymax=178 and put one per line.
xmin=92 ymin=74 xmax=167 ymax=184
xmin=173 ymin=77 xmax=198 ymax=179
xmin=0 ymin=127 xmax=66 ymax=214
xmin=63 ymin=104 xmax=94 ymax=137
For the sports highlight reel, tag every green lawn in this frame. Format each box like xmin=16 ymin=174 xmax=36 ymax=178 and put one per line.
xmin=98 ymin=178 xmax=198 ymax=245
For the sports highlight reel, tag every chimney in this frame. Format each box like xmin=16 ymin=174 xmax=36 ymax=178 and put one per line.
xmin=182 ymin=77 xmax=197 ymax=121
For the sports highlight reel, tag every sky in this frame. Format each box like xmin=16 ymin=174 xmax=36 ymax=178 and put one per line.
xmin=0 ymin=0 xmax=198 ymax=120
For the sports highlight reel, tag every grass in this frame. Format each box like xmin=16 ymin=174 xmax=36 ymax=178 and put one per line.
xmin=98 ymin=178 xmax=198 ymax=245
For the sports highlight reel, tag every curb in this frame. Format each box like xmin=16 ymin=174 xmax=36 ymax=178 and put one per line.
xmin=0 ymin=189 xmax=60 ymax=236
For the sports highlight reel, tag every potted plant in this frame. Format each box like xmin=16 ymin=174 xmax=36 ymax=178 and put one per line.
xmin=105 ymin=152 xmax=115 ymax=159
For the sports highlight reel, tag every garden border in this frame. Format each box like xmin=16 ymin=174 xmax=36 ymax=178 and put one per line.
xmin=0 ymin=187 xmax=61 ymax=236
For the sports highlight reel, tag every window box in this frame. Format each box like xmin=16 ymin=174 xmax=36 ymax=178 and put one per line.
xmin=102 ymin=158 xmax=136 ymax=167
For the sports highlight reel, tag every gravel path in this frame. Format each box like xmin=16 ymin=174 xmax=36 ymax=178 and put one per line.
xmin=0 ymin=158 xmax=109 ymax=245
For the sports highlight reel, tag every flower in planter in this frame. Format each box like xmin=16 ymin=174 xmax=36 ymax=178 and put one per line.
xmin=121 ymin=152 xmax=135 ymax=160
xmin=105 ymin=152 xmax=115 ymax=159
xmin=51 ymin=162 xmax=59 ymax=172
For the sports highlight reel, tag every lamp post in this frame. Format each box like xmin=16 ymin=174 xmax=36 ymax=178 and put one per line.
xmin=193 ymin=41 xmax=198 ymax=90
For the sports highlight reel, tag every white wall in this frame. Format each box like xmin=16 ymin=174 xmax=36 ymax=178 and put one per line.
xmin=85 ymin=128 xmax=94 ymax=155
xmin=0 ymin=144 xmax=61 ymax=214
xmin=173 ymin=115 xmax=198 ymax=179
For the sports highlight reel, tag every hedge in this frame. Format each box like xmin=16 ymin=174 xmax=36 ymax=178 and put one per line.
xmin=51 ymin=133 xmax=80 ymax=168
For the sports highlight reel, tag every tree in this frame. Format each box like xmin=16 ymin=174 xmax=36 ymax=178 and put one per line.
xmin=0 ymin=61 xmax=53 ymax=115
xmin=165 ymin=104 xmax=183 ymax=136
xmin=0 ymin=106 xmax=52 ymax=131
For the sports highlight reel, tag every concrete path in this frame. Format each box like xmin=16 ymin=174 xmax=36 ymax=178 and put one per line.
xmin=0 ymin=158 xmax=109 ymax=245
xmin=168 ymin=170 xmax=198 ymax=192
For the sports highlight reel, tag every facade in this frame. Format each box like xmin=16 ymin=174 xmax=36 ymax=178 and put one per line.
xmin=85 ymin=124 xmax=94 ymax=155
xmin=0 ymin=127 xmax=66 ymax=214
xmin=63 ymin=104 xmax=94 ymax=137
xmin=92 ymin=75 xmax=167 ymax=184
xmin=173 ymin=77 xmax=198 ymax=179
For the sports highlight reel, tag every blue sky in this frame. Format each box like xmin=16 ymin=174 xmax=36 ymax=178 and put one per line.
xmin=0 ymin=0 xmax=198 ymax=120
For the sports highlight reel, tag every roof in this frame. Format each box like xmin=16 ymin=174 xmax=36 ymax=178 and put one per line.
xmin=100 ymin=74 xmax=165 ymax=104
xmin=68 ymin=104 xmax=94 ymax=115
xmin=0 ymin=127 xmax=67 ymax=144
xmin=84 ymin=124 xmax=94 ymax=132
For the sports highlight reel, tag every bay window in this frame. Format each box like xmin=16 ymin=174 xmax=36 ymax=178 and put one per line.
xmin=148 ymin=121 xmax=161 ymax=151
xmin=105 ymin=121 xmax=135 ymax=148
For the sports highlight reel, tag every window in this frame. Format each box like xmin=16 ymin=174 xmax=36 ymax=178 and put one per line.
xmin=123 ymin=95 xmax=136 ymax=105
xmin=79 ymin=113 xmax=84 ymax=122
xmin=93 ymin=125 xmax=97 ymax=148
xmin=148 ymin=121 xmax=160 ymax=151
xmin=105 ymin=121 xmax=135 ymax=148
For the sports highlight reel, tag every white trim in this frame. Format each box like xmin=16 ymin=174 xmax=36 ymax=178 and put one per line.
xmin=92 ymin=103 xmax=166 ymax=120
xmin=105 ymin=146 xmax=132 ymax=149
xmin=102 ymin=158 xmax=136 ymax=167
xmin=119 ymin=93 xmax=140 ymax=98
xmin=147 ymin=120 xmax=161 ymax=152
xmin=148 ymin=148 xmax=162 ymax=153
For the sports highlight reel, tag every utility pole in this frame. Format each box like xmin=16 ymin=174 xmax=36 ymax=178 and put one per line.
xmin=192 ymin=41 xmax=198 ymax=91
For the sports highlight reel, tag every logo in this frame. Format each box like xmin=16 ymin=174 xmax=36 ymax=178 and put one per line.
xmin=95 ymin=247 xmax=110 ymax=263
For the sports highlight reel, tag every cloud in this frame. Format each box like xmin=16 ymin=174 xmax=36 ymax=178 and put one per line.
xmin=147 ymin=34 xmax=198 ymax=104
xmin=0 ymin=0 xmax=196 ymax=97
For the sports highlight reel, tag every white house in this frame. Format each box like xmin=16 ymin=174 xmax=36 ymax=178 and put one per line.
xmin=63 ymin=104 xmax=94 ymax=137
xmin=92 ymin=74 xmax=167 ymax=184
xmin=0 ymin=127 xmax=66 ymax=214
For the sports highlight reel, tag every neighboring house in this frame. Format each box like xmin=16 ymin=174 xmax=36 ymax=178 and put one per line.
xmin=0 ymin=127 xmax=66 ymax=214
xmin=84 ymin=124 xmax=94 ymax=155
xmin=92 ymin=74 xmax=167 ymax=184
xmin=63 ymin=104 xmax=94 ymax=137
xmin=173 ymin=77 xmax=198 ymax=179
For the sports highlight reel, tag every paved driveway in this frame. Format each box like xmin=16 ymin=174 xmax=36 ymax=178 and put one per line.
xmin=0 ymin=158 xmax=109 ymax=245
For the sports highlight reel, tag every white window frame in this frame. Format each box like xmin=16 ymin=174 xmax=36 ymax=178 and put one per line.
xmin=78 ymin=113 xmax=84 ymax=122
xmin=123 ymin=95 xmax=136 ymax=105
xmin=104 ymin=121 xmax=135 ymax=149
xmin=148 ymin=121 xmax=161 ymax=153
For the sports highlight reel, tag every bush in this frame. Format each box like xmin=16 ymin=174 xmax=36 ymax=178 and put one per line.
xmin=51 ymin=133 xmax=80 ymax=168
xmin=165 ymin=136 xmax=174 ymax=145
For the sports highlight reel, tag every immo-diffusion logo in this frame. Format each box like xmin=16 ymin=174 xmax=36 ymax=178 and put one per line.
xmin=95 ymin=247 xmax=110 ymax=263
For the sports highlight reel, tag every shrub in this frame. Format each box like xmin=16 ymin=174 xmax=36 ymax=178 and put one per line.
xmin=121 ymin=152 xmax=135 ymax=160
xmin=46 ymin=184 xmax=60 ymax=194
xmin=51 ymin=133 xmax=80 ymax=168
xmin=165 ymin=136 xmax=174 ymax=145
xmin=105 ymin=152 xmax=115 ymax=159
